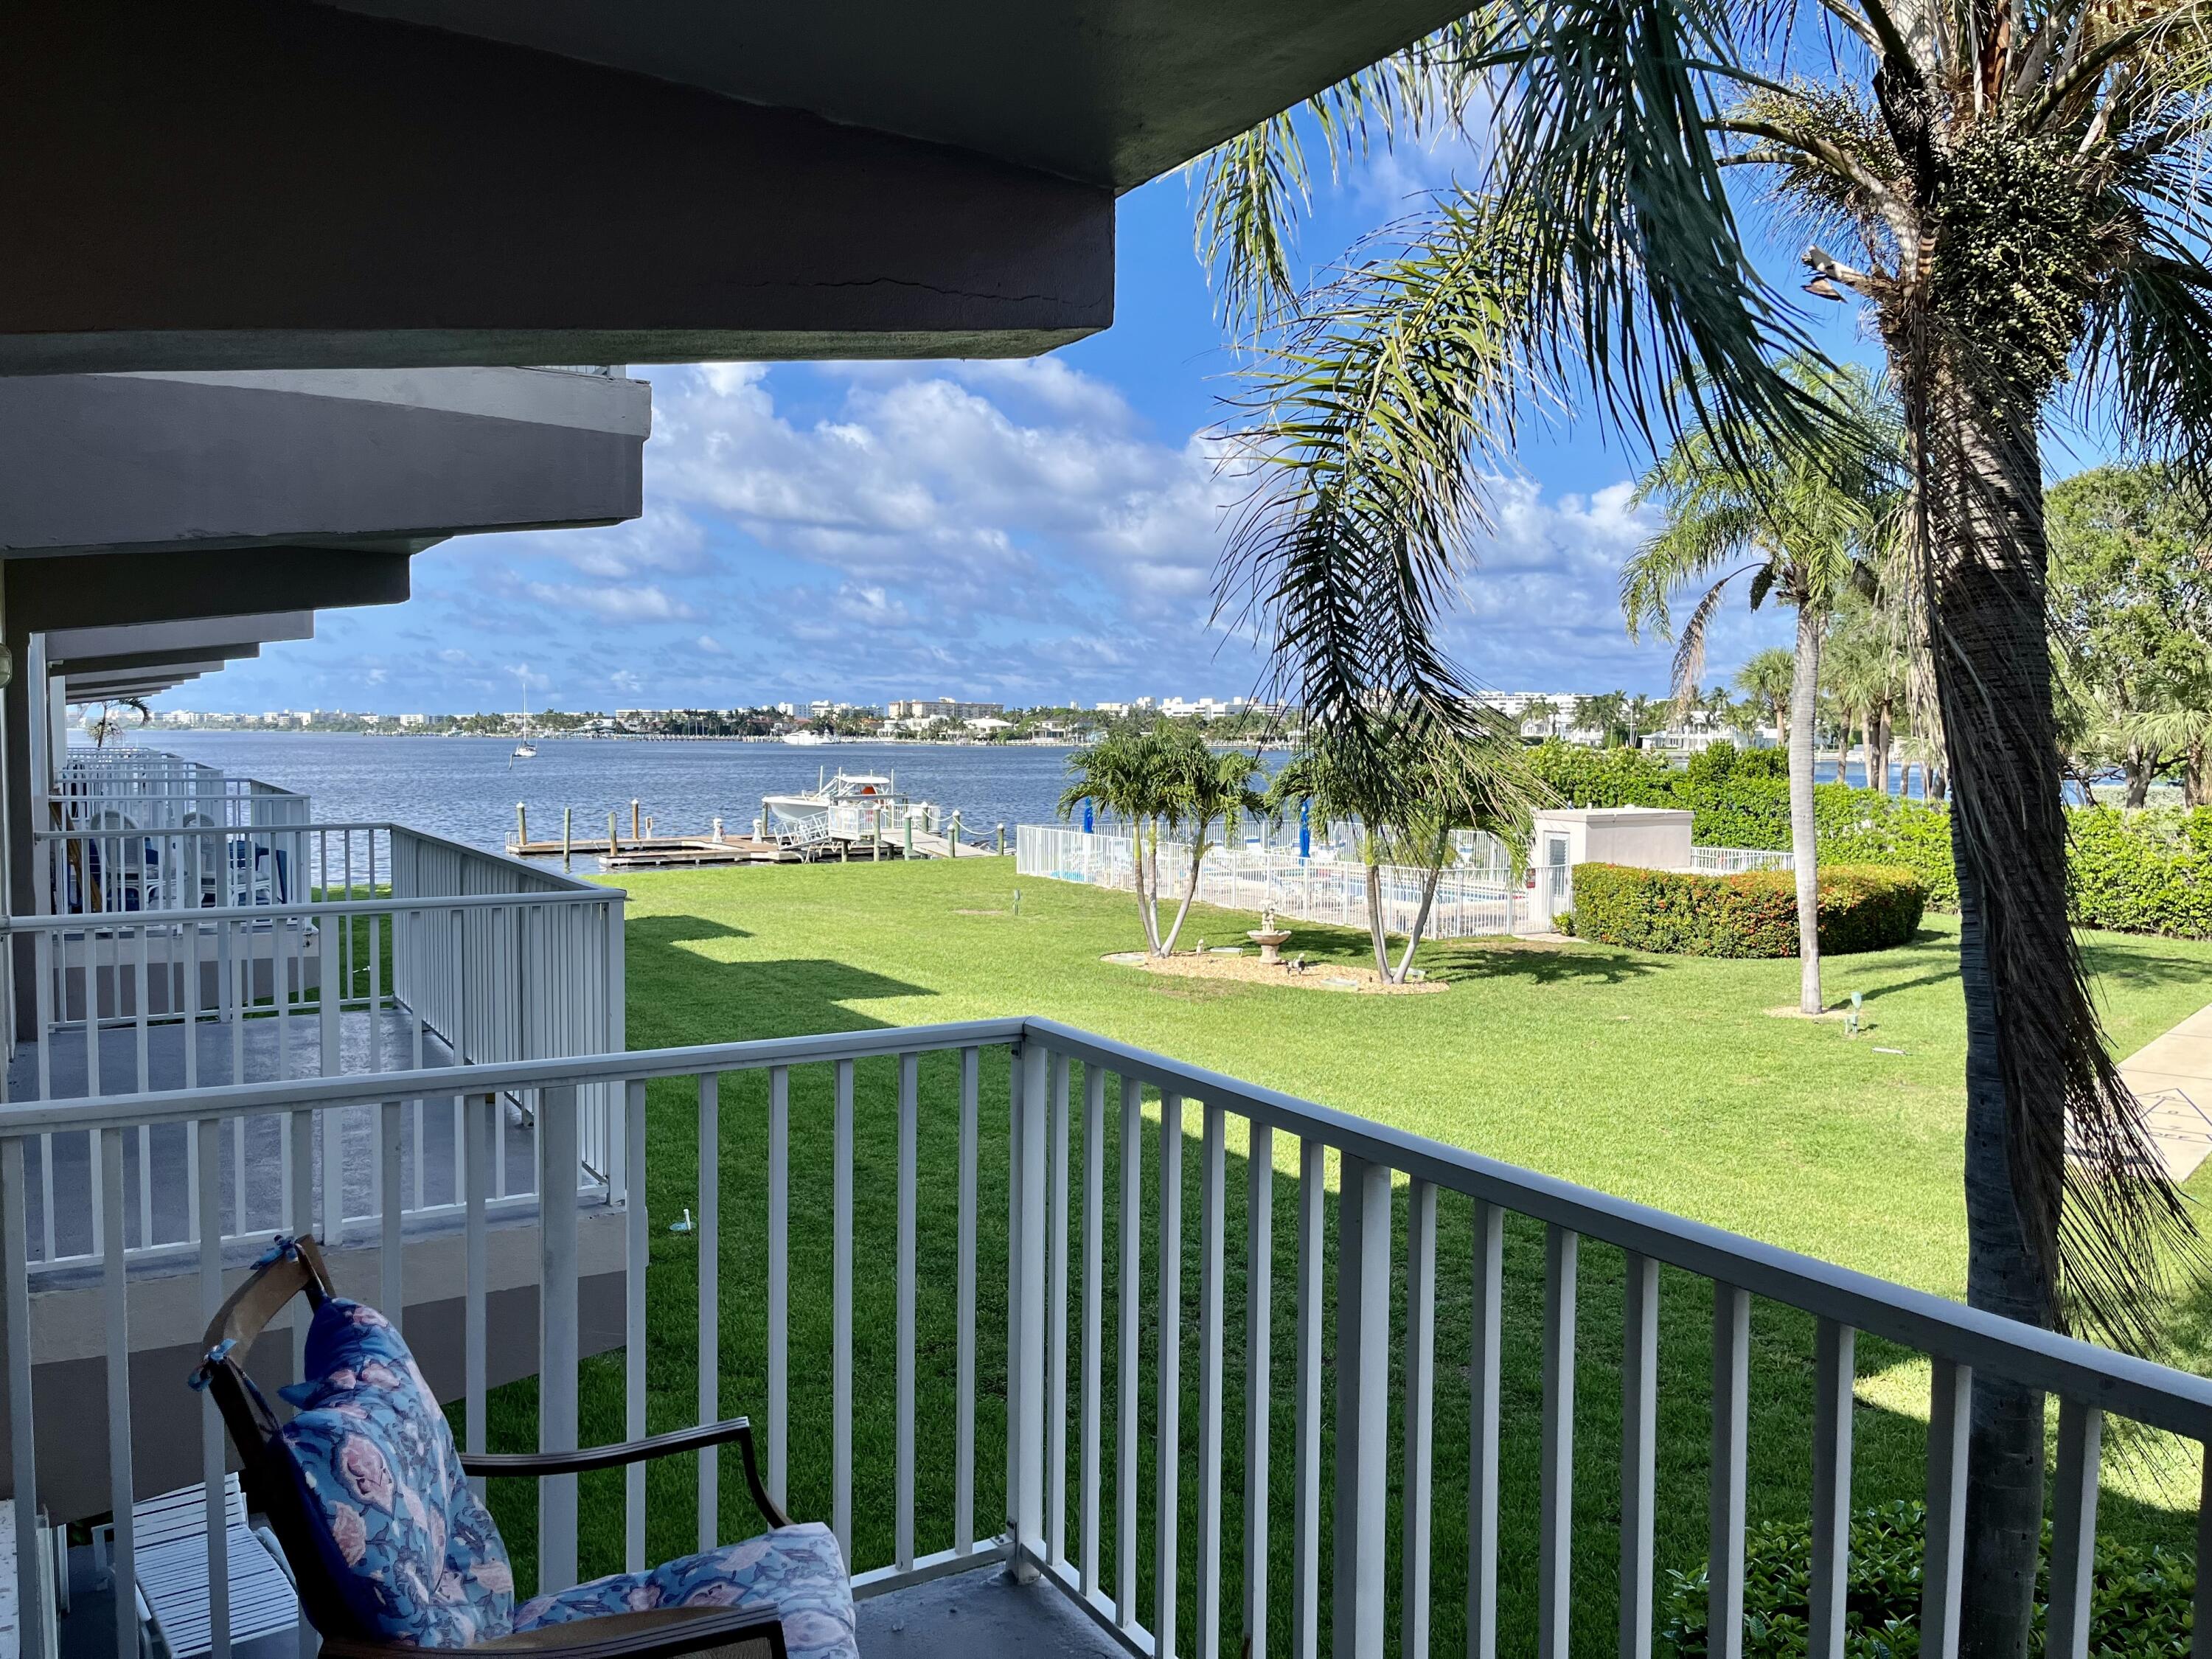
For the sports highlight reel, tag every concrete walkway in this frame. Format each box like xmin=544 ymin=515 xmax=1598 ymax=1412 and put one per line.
xmin=2121 ymin=1001 xmax=2212 ymax=1180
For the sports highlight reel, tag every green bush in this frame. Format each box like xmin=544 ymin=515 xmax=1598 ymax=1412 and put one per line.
xmin=1815 ymin=788 xmax=1960 ymax=910
xmin=2069 ymin=807 xmax=2212 ymax=939
xmin=1528 ymin=740 xmax=2212 ymax=936
xmin=1568 ymin=863 xmax=1927 ymax=957
xmin=1662 ymin=1500 xmax=2193 ymax=1659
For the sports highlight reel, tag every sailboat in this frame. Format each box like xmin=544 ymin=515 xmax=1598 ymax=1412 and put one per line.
xmin=512 ymin=678 xmax=537 ymax=762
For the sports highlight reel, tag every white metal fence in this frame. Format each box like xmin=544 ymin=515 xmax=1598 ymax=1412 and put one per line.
xmin=6 ymin=1018 xmax=2206 ymax=1659
xmin=1017 ymin=827 xmax=1529 ymax=939
xmin=1689 ymin=846 xmax=1798 ymax=875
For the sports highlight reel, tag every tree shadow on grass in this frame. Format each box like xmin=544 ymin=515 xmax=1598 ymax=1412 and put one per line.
xmin=1421 ymin=937 xmax=1668 ymax=986
xmin=624 ymin=913 xmax=935 ymax=1045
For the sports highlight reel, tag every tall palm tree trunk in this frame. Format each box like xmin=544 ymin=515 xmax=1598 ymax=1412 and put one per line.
xmin=1918 ymin=372 xmax=2072 ymax=1659
xmin=1788 ymin=605 xmax=1824 ymax=1015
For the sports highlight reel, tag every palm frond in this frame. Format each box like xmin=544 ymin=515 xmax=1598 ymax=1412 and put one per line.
xmin=2075 ymin=247 xmax=2212 ymax=485
xmin=1478 ymin=0 xmax=1837 ymax=462
xmin=1220 ymin=194 xmax=1545 ymax=754
xmin=1191 ymin=21 xmax=1486 ymax=335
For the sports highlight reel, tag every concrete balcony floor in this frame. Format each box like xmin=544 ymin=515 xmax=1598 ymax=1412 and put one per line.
xmin=50 ymin=1548 xmax=1122 ymax=1659
xmin=858 ymin=1566 xmax=1124 ymax=1659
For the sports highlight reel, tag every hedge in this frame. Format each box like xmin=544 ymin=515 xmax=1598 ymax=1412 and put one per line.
xmin=1528 ymin=740 xmax=2212 ymax=936
xmin=2070 ymin=807 xmax=2212 ymax=937
xmin=1563 ymin=863 xmax=1927 ymax=957
xmin=1662 ymin=1500 xmax=2191 ymax=1659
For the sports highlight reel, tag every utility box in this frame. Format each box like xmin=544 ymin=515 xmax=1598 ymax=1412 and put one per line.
xmin=1528 ymin=806 xmax=1695 ymax=925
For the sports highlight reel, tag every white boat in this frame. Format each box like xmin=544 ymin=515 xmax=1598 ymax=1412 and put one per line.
xmin=779 ymin=731 xmax=831 ymax=746
xmin=762 ymin=767 xmax=899 ymax=821
xmin=512 ymin=676 xmax=537 ymax=761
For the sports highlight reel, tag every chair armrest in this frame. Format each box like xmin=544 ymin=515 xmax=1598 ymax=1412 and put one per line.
xmin=323 ymin=1607 xmax=786 ymax=1659
xmin=460 ymin=1418 xmax=754 ymax=1478
xmin=462 ymin=1418 xmax=793 ymax=1529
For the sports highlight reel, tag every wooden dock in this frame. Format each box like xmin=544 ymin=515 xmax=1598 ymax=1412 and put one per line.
xmin=505 ymin=802 xmax=991 ymax=870
xmin=507 ymin=830 xmax=977 ymax=870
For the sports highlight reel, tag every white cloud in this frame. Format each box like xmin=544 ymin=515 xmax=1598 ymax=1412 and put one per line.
xmin=644 ymin=363 xmax=1228 ymax=626
xmin=694 ymin=635 xmax=726 ymax=655
xmin=521 ymin=582 xmax=698 ymax=622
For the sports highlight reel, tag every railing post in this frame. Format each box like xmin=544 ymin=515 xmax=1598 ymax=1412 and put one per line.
xmin=1332 ymin=1155 xmax=1390 ymax=1659
xmin=538 ymin=1084 xmax=581 ymax=1596
xmin=4 ymin=1141 xmax=47 ymax=1659
xmin=1013 ymin=1040 xmax=1048 ymax=1578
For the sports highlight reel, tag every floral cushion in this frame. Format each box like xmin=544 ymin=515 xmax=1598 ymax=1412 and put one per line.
xmin=515 ymin=1523 xmax=856 ymax=1659
xmin=274 ymin=1299 xmax=516 ymax=1646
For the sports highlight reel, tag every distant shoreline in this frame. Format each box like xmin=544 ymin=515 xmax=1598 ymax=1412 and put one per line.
xmin=117 ymin=731 xmax=1091 ymax=748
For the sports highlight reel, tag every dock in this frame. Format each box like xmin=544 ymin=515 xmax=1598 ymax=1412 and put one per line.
xmin=505 ymin=801 xmax=995 ymax=870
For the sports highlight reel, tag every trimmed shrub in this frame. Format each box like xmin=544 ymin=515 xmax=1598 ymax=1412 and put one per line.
xmin=2070 ymin=806 xmax=2212 ymax=939
xmin=1527 ymin=739 xmax=2212 ymax=935
xmin=1662 ymin=1500 xmax=2192 ymax=1659
xmin=1815 ymin=788 xmax=1959 ymax=910
xmin=1568 ymin=863 xmax=1927 ymax=957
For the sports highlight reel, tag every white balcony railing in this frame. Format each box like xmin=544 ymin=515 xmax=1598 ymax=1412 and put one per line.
xmin=7 ymin=1018 xmax=2205 ymax=1659
xmin=12 ymin=758 xmax=625 ymax=1278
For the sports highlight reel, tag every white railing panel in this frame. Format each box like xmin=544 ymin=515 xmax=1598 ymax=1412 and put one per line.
xmin=4 ymin=1012 xmax=2212 ymax=1659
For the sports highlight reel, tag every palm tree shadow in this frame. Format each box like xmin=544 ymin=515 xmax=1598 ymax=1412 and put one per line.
xmin=625 ymin=913 xmax=934 ymax=1043
xmin=1422 ymin=939 xmax=1667 ymax=985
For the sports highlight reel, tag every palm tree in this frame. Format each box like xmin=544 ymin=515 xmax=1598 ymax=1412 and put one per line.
xmin=1625 ymin=692 xmax=1658 ymax=748
xmin=2127 ymin=652 xmax=2212 ymax=804
xmin=1829 ymin=598 xmax=1913 ymax=793
xmin=1060 ymin=726 xmax=1176 ymax=955
xmin=1620 ymin=359 xmax=1899 ymax=1014
xmin=1269 ymin=708 xmax=1540 ymax=980
xmin=84 ymin=697 xmax=153 ymax=748
xmin=1199 ymin=1 xmax=2208 ymax=1639
xmin=1060 ymin=726 xmax=1266 ymax=956
xmin=1731 ymin=649 xmax=1798 ymax=741
xmin=1151 ymin=731 xmax=1270 ymax=955
xmin=1576 ymin=687 xmax=1630 ymax=745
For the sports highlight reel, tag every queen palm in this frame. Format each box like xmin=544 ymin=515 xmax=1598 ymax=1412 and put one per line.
xmin=1201 ymin=0 xmax=2206 ymax=1642
xmin=1269 ymin=707 xmax=1539 ymax=980
xmin=1060 ymin=724 xmax=1265 ymax=956
xmin=1621 ymin=359 xmax=1897 ymax=1013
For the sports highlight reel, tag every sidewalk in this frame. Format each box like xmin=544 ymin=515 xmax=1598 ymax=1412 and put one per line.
xmin=2121 ymin=1001 xmax=2212 ymax=1180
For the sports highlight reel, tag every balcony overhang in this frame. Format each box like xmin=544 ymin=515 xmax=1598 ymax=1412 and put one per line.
xmin=0 ymin=372 xmax=646 ymax=555
xmin=64 ymin=670 xmax=205 ymax=698
xmin=45 ymin=612 xmax=315 ymax=668
xmin=7 ymin=549 xmax=410 ymax=636
xmin=1 ymin=1 xmax=1116 ymax=374
xmin=316 ymin=0 xmax=1467 ymax=193
xmin=61 ymin=646 xmax=257 ymax=683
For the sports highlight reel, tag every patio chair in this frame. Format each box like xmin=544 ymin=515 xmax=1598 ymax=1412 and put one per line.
xmin=189 ymin=1237 xmax=856 ymax=1659
xmin=95 ymin=1474 xmax=300 ymax=1659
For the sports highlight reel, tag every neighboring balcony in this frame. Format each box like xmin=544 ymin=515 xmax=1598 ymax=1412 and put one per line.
xmin=2 ymin=1018 xmax=2204 ymax=1659
xmin=4 ymin=750 xmax=630 ymax=1500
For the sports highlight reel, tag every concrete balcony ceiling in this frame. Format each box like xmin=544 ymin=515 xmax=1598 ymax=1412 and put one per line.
xmin=0 ymin=0 xmax=1470 ymax=372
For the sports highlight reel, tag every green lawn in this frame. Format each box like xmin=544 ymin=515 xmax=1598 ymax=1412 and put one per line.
xmin=470 ymin=855 xmax=2212 ymax=1657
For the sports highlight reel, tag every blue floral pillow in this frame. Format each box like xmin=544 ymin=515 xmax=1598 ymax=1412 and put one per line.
xmin=275 ymin=1300 xmax=516 ymax=1646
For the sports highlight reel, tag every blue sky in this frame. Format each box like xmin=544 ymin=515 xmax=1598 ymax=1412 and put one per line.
xmin=174 ymin=155 xmax=1811 ymax=717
